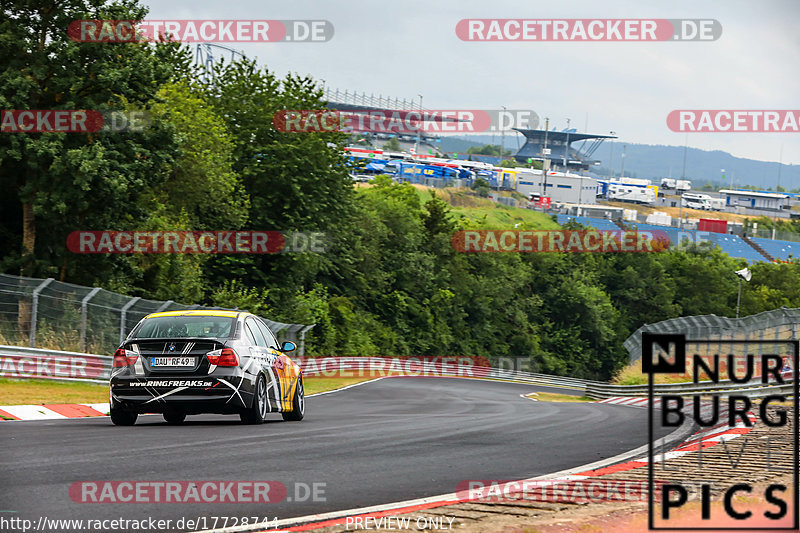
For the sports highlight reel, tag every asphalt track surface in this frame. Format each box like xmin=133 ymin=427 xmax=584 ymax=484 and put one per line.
xmin=0 ymin=378 xmax=670 ymax=531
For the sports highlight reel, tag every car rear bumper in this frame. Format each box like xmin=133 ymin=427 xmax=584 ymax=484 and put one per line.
xmin=111 ymin=375 xmax=254 ymax=414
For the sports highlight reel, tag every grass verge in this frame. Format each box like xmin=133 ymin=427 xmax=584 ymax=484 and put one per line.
xmin=0 ymin=378 xmax=109 ymax=405
xmin=526 ymin=392 xmax=594 ymax=403
xmin=0 ymin=376 xmax=377 ymax=406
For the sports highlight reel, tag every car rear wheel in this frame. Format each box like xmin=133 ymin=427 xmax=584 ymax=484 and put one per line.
xmin=282 ymin=377 xmax=304 ymax=421
xmin=163 ymin=412 xmax=186 ymax=425
xmin=240 ymin=375 xmax=268 ymax=424
xmin=110 ymin=405 xmax=138 ymax=426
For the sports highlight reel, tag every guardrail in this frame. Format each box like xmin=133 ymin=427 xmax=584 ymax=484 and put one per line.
xmin=0 ymin=345 xmax=111 ymax=383
xmin=0 ymin=348 xmax=793 ymax=399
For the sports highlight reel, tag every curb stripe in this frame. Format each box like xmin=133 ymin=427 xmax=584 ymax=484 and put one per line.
xmin=43 ymin=403 xmax=107 ymax=418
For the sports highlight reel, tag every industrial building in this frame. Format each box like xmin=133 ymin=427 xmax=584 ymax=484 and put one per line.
xmin=719 ymin=190 xmax=790 ymax=211
xmin=515 ymin=170 xmax=598 ymax=205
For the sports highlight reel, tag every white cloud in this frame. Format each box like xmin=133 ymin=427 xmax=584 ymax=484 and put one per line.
xmin=143 ymin=0 xmax=800 ymax=164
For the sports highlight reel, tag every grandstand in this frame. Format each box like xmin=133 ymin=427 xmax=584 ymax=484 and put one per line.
xmin=559 ymin=217 xmax=778 ymax=263
xmin=514 ymin=128 xmax=616 ymax=171
xmin=627 ymin=223 xmax=768 ymax=263
xmin=751 ymin=237 xmax=800 ymax=261
xmin=556 ymin=215 xmax=619 ymax=231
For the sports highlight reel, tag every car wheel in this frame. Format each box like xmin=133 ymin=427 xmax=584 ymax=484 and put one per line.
xmin=282 ymin=377 xmax=304 ymax=421
xmin=163 ymin=412 xmax=186 ymax=425
xmin=110 ymin=405 xmax=138 ymax=426
xmin=240 ymin=375 xmax=268 ymax=425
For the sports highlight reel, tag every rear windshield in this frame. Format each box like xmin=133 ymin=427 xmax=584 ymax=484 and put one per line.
xmin=131 ymin=316 xmax=236 ymax=339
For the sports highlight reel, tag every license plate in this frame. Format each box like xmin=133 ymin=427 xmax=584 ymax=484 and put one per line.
xmin=150 ymin=356 xmax=195 ymax=367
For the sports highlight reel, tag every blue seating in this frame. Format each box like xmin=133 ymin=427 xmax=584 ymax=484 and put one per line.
xmin=751 ymin=237 xmax=800 ymax=261
xmin=630 ymin=224 xmax=765 ymax=263
xmin=558 ymin=217 xmax=770 ymax=263
xmin=703 ymin=234 xmax=766 ymax=264
xmin=556 ymin=215 xmax=619 ymax=231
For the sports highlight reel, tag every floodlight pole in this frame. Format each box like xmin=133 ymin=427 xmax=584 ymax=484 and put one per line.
xmin=541 ymin=117 xmax=550 ymax=198
xmin=736 ymin=277 xmax=742 ymax=318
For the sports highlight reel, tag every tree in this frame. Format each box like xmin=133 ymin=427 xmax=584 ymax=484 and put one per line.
xmin=383 ymin=137 xmax=401 ymax=151
xmin=198 ymin=59 xmax=354 ymax=295
xmin=466 ymin=144 xmax=512 ymax=157
xmin=0 ymin=0 xmax=190 ymax=279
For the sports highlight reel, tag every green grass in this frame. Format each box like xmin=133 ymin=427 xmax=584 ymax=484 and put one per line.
xmin=304 ymin=376 xmax=376 ymax=395
xmin=0 ymin=378 xmax=109 ymax=405
xmin=412 ymin=185 xmax=560 ymax=230
xmin=526 ymin=392 xmax=594 ymax=403
xmin=612 ymin=359 xmax=697 ymax=385
xmin=0 ymin=376 xmax=376 ymax=406
xmin=450 ymin=203 xmax=560 ymax=230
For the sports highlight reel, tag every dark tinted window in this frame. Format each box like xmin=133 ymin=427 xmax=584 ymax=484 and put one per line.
xmin=255 ymin=318 xmax=279 ymax=349
xmin=246 ymin=318 xmax=268 ymax=347
xmin=243 ymin=323 xmax=257 ymax=345
xmin=132 ymin=316 xmax=235 ymax=339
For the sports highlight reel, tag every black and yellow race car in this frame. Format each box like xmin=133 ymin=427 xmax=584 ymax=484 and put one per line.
xmin=109 ymin=310 xmax=304 ymax=425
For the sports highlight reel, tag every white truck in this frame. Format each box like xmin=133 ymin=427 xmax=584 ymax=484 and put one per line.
xmin=680 ymin=192 xmax=719 ymax=210
xmin=661 ymin=178 xmax=692 ymax=192
xmin=607 ymin=183 xmax=656 ymax=205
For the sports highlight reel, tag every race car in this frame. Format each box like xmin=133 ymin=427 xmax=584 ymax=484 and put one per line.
xmin=109 ymin=310 xmax=304 ymax=425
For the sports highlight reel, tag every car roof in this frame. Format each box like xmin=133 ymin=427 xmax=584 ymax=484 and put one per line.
xmin=145 ymin=310 xmax=244 ymax=319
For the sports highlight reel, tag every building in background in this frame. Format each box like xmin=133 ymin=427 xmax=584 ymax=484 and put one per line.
xmin=720 ymin=190 xmax=790 ymax=211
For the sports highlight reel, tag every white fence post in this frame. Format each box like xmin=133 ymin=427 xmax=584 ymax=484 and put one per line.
xmin=80 ymin=287 xmax=102 ymax=352
xmin=29 ymin=278 xmax=54 ymax=348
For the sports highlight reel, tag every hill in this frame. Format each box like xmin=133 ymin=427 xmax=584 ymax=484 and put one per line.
xmin=440 ymin=135 xmax=798 ymax=190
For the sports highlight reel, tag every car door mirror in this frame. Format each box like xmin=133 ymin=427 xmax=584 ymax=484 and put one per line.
xmin=280 ymin=341 xmax=297 ymax=352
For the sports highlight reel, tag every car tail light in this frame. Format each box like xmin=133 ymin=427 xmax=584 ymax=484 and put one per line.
xmin=206 ymin=348 xmax=239 ymax=367
xmin=112 ymin=348 xmax=138 ymax=367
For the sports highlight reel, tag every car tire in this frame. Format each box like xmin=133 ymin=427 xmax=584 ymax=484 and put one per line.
xmin=282 ymin=377 xmax=304 ymax=421
xmin=240 ymin=374 xmax=268 ymax=425
xmin=110 ymin=405 xmax=138 ymax=426
xmin=163 ymin=412 xmax=186 ymax=425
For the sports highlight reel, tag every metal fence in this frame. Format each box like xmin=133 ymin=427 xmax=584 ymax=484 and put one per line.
xmin=0 ymin=348 xmax=792 ymax=400
xmin=0 ymin=274 xmax=314 ymax=356
xmin=624 ymin=307 xmax=800 ymax=365
xmin=751 ymin=227 xmax=800 ymax=243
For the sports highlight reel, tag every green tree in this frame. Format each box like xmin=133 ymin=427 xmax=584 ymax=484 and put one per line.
xmin=466 ymin=144 xmax=512 ymax=157
xmin=383 ymin=137 xmax=401 ymax=151
xmin=0 ymin=0 xmax=190 ymax=280
xmin=198 ymin=59 xmax=354 ymax=295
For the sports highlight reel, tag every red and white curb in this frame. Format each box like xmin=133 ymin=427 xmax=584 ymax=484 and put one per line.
xmin=585 ymin=396 xmax=757 ymax=476
xmin=0 ymin=402 xmax=109 ymax=421
xmin=0 ymin=379 xmax=387 ymax=421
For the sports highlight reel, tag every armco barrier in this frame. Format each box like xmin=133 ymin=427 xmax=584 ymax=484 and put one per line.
xmin=0 ymin=349 xmax=793 ymax=399
xmin=0 ymin=345 xmax=111 ymax=383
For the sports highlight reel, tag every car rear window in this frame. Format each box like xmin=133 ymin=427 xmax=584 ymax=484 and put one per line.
xmin=131 ymin=316 xmax=235 ymax=339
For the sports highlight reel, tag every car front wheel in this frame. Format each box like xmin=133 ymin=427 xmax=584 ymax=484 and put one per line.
xmin=282 ymin=377 xmax=304 ymax=421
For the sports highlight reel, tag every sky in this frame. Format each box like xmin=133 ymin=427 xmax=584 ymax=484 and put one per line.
xmin=142 ymin=0 xmax=800 ymax=166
